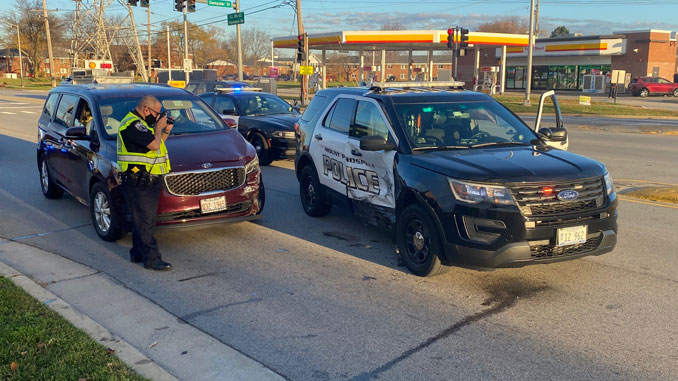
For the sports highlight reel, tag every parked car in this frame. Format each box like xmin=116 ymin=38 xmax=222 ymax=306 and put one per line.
xmin=37 ymin=84 xmax=264 ymax=241
xmin=185 ymin=80 xmax=253 ymax=95
xmin=294 ymin=85 xmax=617 ymax=276
xmin=200 ymin=90 xmax=300 ymax=165
xmin=629 ymin=77 xmax=678 ymax=97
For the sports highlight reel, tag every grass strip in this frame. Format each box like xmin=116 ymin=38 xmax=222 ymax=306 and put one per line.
xmin=1 ymin=78 xmax=53 ymax=90
xmin=493 ymin=95 xmax=678 ymax=118
xmin=623 ymin=187 xmax=678 ymax=204
xmin=0 ymin=277 xmax=147 ymax=380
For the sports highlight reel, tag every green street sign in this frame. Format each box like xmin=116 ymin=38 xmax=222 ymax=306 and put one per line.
xmin=227 ymin=12 xmax=244 ymax=25
xmin=208 ymin=0 xmax=232 ymax=7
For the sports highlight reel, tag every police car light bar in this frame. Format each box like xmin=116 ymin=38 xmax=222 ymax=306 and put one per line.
xmin=214 ymin=87 xmax=263 ymax=92
xmin=370 ymin=81 xmax=465 ymax=88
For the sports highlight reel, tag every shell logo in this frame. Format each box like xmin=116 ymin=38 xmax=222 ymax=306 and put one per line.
xmin=88 ymin=61 xmax=96 ymax=69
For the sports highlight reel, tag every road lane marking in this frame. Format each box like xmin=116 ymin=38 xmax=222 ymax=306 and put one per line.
xmin=20 ymin=111 xmax=35 ymax=114
xmin=0 ymin=106 xmax=42 ymax=109
xmin=618 ymin=195 xmax=678 ymax=209
xmin=1 ymin=111 xmax=16 ymax=115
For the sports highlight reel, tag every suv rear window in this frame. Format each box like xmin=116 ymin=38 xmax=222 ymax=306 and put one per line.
xmin=301 ymin=95 xmax=327 ymax=122
xmin=325 ymin=98 xmax=355 ymax=134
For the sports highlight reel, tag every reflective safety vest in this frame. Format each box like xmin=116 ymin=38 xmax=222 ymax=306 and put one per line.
xmin=116 ymin=111 xmax=171 ymax=175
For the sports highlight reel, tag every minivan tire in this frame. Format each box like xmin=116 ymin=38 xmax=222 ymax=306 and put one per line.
xmin=396 ymin=204 xmax=448 ymax=277
xmin=90 ymin=182 xmax=123 ymax=242
xmin=39 ymin=155 xmax=64 ymax=199
xmin=299 ymin=165 xmax=332 ymax=217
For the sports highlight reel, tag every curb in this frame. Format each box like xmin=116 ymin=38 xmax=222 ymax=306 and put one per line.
xmin=0 ymin=260 xmax=178 ymax=381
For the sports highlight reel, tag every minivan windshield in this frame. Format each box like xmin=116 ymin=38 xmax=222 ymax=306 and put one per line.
xmin=394 ymin=100 xmax=538 ymax=150
xmin=98 ymin=95 xmax=228 ymax=139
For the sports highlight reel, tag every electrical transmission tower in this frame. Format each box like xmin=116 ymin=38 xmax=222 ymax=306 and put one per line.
xmin=70 ymin=0 xmax=148 ymax=81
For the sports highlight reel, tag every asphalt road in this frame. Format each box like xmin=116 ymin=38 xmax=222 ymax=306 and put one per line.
xmin=1 ymin=96 xmax=678 ymax=380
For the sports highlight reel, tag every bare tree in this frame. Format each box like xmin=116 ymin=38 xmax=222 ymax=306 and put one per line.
xmin=476 ymin=16 xmax=529 ymax=34
xmin=327 ymin=51 xmax=358 ymax=82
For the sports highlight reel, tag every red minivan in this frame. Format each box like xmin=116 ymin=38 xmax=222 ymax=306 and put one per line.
xmin=629 ymin=77 xmax=678 ymax=97
xmin=37 ymin=84 xmax=264 ymax=241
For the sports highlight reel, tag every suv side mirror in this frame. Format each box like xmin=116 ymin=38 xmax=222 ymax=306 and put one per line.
xmin=538 ymin=127 xmax=567 ymax=142
xmin=359 ymin=135 xmax=396 ymax=152
xmin=65 ymin=126 xmax=90 ymax=140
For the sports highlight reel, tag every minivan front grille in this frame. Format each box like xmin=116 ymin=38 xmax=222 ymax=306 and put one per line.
xmin=164 ymin=167 xmax=245 ymax=196
xmin=509 ymin=177 xmax=605 ymax=217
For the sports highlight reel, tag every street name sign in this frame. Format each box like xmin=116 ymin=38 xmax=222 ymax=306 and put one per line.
xmin=228 ymin=12 xmax=245 ymax=25
xmin=208 ymin=0 xmax=232 ymax=7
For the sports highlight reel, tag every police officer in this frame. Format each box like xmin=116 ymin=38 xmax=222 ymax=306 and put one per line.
xmin=117 ymin=95 xmax=173 ymax=271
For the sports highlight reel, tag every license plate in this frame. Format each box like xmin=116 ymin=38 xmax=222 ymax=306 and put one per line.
xmin=557 ymin=225 xmax=588 ymax=247
xmin=200 ymin=196 xmax=227 ymax=214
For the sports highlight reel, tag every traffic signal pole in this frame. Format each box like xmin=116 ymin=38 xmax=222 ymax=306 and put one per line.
xmin=183 ymin=0 xmax=189 ymax=83
xmin=296 ymin=0 xmax=306 ymax=105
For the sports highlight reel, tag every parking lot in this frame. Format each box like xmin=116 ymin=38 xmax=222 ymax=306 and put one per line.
xmin=1 ymin=91 xmax=677 ymax=379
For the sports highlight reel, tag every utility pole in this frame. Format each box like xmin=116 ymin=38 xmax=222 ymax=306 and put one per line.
xmin=234 ymin=1 xmax=243 ymax=81
xmin=147 ymin=2 xmax=152 ymax=82
xmin=17 ymin=22 xmax=24 ymax=88
xmin=534 ymin=0 xmax=540 ymax=38
xmin=183 ymin=0 xmax=190 ymax=83
xmin=524 ymin=0 xmax=535 ymax=106
xmin=42 ymin=0 xmax=56 ymax=87
xmin=296 ymin=0 xmax=306 ymax=104
xmin=167 ymin=25 xmax=172 ymax=82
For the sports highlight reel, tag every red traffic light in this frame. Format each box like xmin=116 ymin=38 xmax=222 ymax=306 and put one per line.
xmin=447 ymin=28 xmax=454 ymax=35
xmin=298 ymin=34 xmax=304 ymax=41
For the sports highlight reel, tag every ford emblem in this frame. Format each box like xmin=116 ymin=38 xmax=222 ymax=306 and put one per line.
xmin=557 ymin=190 xmax=579 ymax=201
xmin=201 ymin=162 xmax=213 ymax=169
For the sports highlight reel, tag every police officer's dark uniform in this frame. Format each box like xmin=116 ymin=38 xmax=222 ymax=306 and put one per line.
xmin=117 ymin=103 xmax=172 ymax=271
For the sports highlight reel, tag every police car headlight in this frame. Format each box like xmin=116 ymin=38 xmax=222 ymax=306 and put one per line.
xmin=448 ymin=178 xmax=515 ymax=205
xmin=272 ymin=130 xmax=295 ymax=139
xmin=603 ymin=172 xmax=615 ymax=196
xmin=245 ymin=155 xmax=259 ymax=174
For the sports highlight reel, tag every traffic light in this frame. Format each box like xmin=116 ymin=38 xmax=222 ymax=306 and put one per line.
xmin=140 ymin=0 xmax=149 ymax=7
xmin=459 ymin=28 xmax=469 ymax=49
xmin=297 ymin=33 xmax=305 ymax=62
xmin=174 ymin=0 xmax=184 ymax=11
xmin=187 ymin=0 xmax=195 ymax=12
xmin=446 ymin=28 xmax=454 ymax=49
xmin=128 ymin=0 xmax=138 ymax=5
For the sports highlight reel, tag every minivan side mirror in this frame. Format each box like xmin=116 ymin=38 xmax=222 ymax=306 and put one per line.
xmin=65 ymin=126 xmax=90 ymax=140
xmin=538 ymin=127 xmax=567 ymax=142
xmin=359 ymin=135 xmax=396 ymax=152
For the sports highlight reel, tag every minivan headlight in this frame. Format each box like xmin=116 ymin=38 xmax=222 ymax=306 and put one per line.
xmin=448 ymin=178 xmax=515 ymax=205
xmin=603 ymin=173 xmax=614 ymax=195
xmin=245 ymin=155 xmax=259 ymax=174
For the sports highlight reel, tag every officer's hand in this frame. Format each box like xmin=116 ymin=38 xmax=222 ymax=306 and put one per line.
xmin=163 ymin=122 xmax=174 ymax=134
xmin=156 ymin=114 xmax=168 ymax=129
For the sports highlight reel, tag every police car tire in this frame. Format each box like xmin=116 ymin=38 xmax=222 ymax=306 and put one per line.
xmin=39 ymin=155 xmax=64 ymax=199
xmin=250 ymin=133 xmax=273 ymax=166
xmin=300 ymin=165 xmax=332 ymax=217
xmin=89 ymin=182 xmax=123 ymax=242
xmin=396 ymin=204 xmax=448 ymax=277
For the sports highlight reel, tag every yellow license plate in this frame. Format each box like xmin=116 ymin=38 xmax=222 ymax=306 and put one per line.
xmin=200 ymin=196 xmax=227 ymax=214
xmin=557 ymin=225 xmax=587 ymax=247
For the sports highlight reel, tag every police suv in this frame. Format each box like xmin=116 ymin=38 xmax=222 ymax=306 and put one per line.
xmin=294 ymin=83 xmax=618 ymax=276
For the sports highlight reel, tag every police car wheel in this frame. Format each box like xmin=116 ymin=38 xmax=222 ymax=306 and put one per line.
xmin=396 ymin=205 xmax=448 ymax=277
xmin=39 ymin=155 xmax=63 ymax=199
xmin=89 ymin=183 xmax=123 ymax=242
xmin=300 ymin=166 xmax=331 ymax=217
xmin=249 ymin=133 xmax=273 ymax=166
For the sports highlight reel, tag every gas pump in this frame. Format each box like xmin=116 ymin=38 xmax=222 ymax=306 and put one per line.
xmin=480 ymin=66 xmax=499 ymax=95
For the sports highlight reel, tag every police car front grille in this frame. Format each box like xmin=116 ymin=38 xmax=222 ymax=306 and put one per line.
xmin=529 ymin=233 xmax=603 ymax=259
xmin=509 ymin=177 xmax=605 ymax=217
xmin=164 ymin=167 xmax=245 ymax=196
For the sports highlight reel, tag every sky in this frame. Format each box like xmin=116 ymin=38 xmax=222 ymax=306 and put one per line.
xmin=2 ymin=0 xmax=677 ymax=41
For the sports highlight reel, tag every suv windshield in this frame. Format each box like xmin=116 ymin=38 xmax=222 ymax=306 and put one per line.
xmin=98 ymin=95 xmax=227 ymax=139
xmin=394 ymin=100 xmax=538 ymax=149
xmin=234 ymin=93 xmax=296 ymax=116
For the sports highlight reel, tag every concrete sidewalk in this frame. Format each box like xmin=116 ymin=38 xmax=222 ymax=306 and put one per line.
xmin=0 ymin=239 xmax=285 ymax=381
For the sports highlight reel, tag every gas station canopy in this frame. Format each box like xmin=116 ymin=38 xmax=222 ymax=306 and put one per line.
xmin=272 ymin=30 xmax=529 ymax=51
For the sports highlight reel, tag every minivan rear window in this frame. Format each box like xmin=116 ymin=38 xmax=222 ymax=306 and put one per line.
xmin=43 ymin=94 xmax=59 ymax=118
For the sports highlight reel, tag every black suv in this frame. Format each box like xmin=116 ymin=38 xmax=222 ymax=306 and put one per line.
xmin=294 ymin=85 xmax=618 ymax=276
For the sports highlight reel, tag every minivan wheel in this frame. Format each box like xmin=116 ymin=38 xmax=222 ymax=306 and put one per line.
xmin=640 ymin=88 xmax=649 ymax=97
xmin=396 ymin=204 xmax=448 ymax=277
xmin=39 ymin=155 xmax=63 ymax=199
xmin=249 ymin=133 xmax=273 ymax=166
xmin=672 ymin=89 xmax=678 ymax=97
xmin=90 ymin=182 xmax=122 ymax=241
xmin=299 ymin=165 xmax=331 ymax=217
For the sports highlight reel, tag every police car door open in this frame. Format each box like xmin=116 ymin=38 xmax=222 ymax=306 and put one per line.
xmin=344 ymin=98 xmax=397 ymax=209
